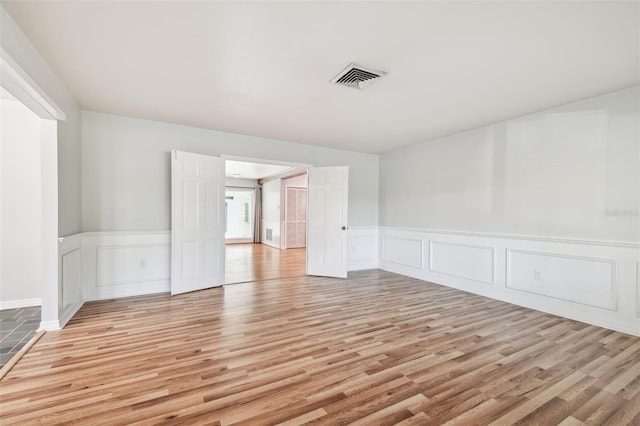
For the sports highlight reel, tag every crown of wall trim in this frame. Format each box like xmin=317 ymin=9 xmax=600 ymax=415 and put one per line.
xmin=0 ymin=48 xmax=65 ymax=120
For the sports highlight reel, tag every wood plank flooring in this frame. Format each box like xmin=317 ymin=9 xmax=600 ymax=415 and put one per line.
xmin=225 ymin=244 xmax=306 ymax=284
xmin=1 ymin=270 xmax=639 ymax=425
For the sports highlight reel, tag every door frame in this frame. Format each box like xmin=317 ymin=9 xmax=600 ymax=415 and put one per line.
xmin=1 ymin=49 xmax=63 ymax=330
xmin=221 ymin=155 xmax=312 ymax=171
xmin=220 ymin=155 xmax=312 ymax=275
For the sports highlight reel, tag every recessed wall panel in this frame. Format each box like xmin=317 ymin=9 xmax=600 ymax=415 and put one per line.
xmin=97 ymin=244 xmax=170 ymax=286
xmin=62 ymin=248 xmax=81 ymax=307
xmin=382 ymin=237 xmax=423 ymax=269
xmin=429 ymin=241 xmax=494 ymax=284
xmin=507 ymin=249 xmax=615 ymax=310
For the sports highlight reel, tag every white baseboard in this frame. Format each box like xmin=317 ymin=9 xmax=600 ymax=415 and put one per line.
xmin=85 ymin=281 xmax=170 ymax=301
xmin=0 ymin=298 xmax=41 ymax=310
xmin=261 ymin=240 xmax=280 ymax=249
xmin=379 ymin=226 xmax=640 ymax=337
xmin=39 ymin=319 xmax=60 ymax=331
xmin=59 ymin=300 xmax=84 ymax=328
xmin=58 ymin=233 xmax=84 ymax=328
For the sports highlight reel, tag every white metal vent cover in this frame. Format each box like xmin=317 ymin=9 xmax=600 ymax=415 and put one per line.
xmin=330 ymin=63 xmax=387 ymax=90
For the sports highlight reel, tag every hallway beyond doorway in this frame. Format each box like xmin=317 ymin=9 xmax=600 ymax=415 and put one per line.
xmin=225 ymin=244 xmax=305 ymax=284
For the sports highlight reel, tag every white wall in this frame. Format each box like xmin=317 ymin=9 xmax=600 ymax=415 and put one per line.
xmin=1 ymin=5 xmax=82 ymax=237
xmin=225 ymin=189 xmax=253 ymax=240
xmin=0 ymin=95 xmax=42 ymax=308
xmin=378 ymin=86 xmax=640 ymax=336
xmin=380 ymin=86 xmax=640 ymax=243
xmin=81 ymin=111 xmax=379 ymax=232
xmin=261 ymin=179 xmax=281 ymax=248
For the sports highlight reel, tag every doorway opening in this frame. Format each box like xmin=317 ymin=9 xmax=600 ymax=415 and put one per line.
xmin=225 ymin=188 xmax=255 ymax=243
xmin=0 ymin=87 xmax=42 ymax=367
xmin=170 ymin=152 xmax=350 ymax=294
xmin=223 ymin=158 xmax=309 ymax=284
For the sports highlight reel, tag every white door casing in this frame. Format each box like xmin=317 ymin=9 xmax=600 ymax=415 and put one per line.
xmin=171 ymin=150 xmax=225 ymax=295
xmin=307 ymin=166 xmax=349 ymax=278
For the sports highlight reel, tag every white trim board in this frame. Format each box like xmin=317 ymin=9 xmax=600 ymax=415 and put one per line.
xmin=0 ymin=298 xmax=41 ymax=310
xmin=59 ymin=300 xmax=83 ymax=329
xmin=381 ymin=226 xmax=640 ymax=249
xmin=0 ymin=48 xmax=65 ymax=120
xmin=39 ymin=320 xmax=60 ymax=331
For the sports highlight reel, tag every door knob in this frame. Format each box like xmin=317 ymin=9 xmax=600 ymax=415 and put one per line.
xmin=341 ymin=226 xmax=347 ymax=230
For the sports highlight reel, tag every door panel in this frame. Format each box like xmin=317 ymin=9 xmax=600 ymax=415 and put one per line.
xmin=171 ymin=150 xmax=224 ymax=295
xmin=307 ymin=166 xmax=348 ymax=278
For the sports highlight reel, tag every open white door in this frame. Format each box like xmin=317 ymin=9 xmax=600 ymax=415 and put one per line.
xmin=171 ymin=150 xmax=225 ymax=295
xmin=307 ymin=166 xmax=349 ymax=278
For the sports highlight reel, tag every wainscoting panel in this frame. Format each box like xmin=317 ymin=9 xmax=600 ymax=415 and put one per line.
xmin=62 ymin=248 xmax=82 ymax=305
xmin=53 ymin=228 xmax=640 ymax=336
xmin=347 ymin=227 xmax=378 ymax=271
xmin=379 ymin=227 xmax=640 ymax=336
xmin=429 ymin=241 xmax=494 ymax=285
xmin=96 ymin=245 xmax=170 ymax=287
xmin=83 ymin=232 xmax=171 ymax=301
xmin=507 ymin=250 xmax=615 ymax=310
xmin=381 ymin=236 xmax=424 ymax=269
xmin=72 ymin=228 xmax=378 ymax=308
xmin=58 ymin=234 xmax=83 ymax=329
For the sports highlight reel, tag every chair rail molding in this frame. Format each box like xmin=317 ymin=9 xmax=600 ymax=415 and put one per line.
xmin=56 ymin=234 xmax=83 ymax=329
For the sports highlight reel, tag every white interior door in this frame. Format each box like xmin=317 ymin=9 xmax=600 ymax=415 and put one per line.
xmin=307 ymin=166 xmax=348 ymax=278
xmin=171 ymin=150 xmax=224 ymax=295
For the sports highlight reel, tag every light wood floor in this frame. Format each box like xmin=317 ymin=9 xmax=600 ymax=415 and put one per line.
xmin=1 ymin=270 xmax=640 ymax=425
xmin=225 ymin=243 xmax=306 ymax=284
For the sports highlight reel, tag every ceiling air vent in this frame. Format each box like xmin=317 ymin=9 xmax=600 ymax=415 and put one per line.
xmin=330 ymin=63 xmax=387 ymax=90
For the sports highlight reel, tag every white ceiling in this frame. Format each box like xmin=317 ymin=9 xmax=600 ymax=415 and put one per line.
xmin=225 ymin=160 xmax=293 ymax=180
xmin=3 ymin=1 xmax=638 ymax=154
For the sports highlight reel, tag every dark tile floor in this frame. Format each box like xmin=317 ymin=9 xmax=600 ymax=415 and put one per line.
xmin=0 ymin=306 xmax=41 ymax=368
